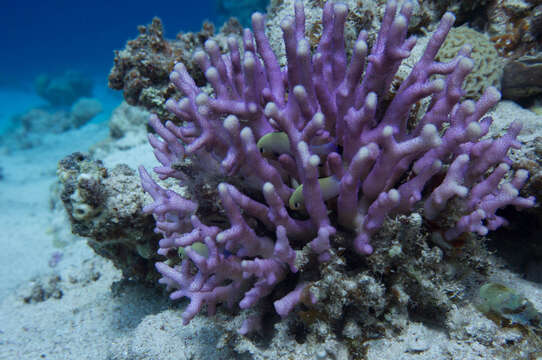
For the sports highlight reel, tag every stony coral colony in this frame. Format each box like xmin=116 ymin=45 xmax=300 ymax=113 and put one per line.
xmin=139 ymin=0 xmax=535 ymax=328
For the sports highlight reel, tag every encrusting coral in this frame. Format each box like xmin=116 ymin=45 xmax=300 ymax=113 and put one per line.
xmin=436 ymin=25 xmax=503 ymax=100
xmin=139 ymin=0 xmax=535 ymax=331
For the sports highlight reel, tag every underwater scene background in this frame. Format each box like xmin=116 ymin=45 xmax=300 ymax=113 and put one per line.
xmin=1 ymin=0 xmax=541 ymax=359
xmin=0 ymin=0 xmax=267 ymax=134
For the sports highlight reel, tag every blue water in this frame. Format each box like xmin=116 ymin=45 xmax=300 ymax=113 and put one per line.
xmin=1 ymin=1 xmax=221 ymax=83
xmin=0 ymin=1 xmax=267 ymax=135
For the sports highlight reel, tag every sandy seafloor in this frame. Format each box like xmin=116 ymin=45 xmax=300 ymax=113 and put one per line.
xmin=1 ymin=82 xmax=542 ymax=359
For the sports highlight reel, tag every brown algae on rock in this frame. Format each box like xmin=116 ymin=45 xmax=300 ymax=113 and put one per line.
xmin=477 ymin=282 xmax=541 ymax=330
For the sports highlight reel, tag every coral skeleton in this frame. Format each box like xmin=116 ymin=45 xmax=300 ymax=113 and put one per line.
xmin=139 ymin=0 xmax=535 ymax=327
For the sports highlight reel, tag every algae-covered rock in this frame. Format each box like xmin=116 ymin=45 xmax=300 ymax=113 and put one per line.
xmin=57 ymin=152 xmax=161 ymax=284
xmin=502 ymin=55 xmax=542 ymax=100
xmin=477 ymin=282 xmax=542 ymax=329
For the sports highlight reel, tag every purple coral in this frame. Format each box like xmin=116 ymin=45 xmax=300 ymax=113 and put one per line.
xmin=139 ymin=0 xmax=535 ymax=326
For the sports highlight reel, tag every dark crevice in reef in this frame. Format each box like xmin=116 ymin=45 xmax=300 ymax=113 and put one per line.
xmin=487 ymin=206 xmax=542 ymax=283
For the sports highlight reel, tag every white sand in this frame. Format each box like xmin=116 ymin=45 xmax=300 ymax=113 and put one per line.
xmin=0 ymin=123 xmax=108 ymax=298
xmin=0 ymin=116 xmax=237 ymax=359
